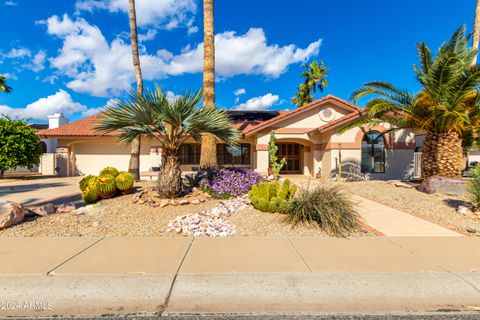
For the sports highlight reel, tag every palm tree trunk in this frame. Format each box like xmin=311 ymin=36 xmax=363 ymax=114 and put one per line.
xmin=128 ymin=0 xmax=143 ymax=180
xmin=421 ymin=132 xmax=464 ymax=178
xmin=199 ymin=0 xmax=217 ymax=169
xmin=473 ymin=0 xmax=480 ymax=65
xmin=158 ymin=150 xmax=183 ymax=198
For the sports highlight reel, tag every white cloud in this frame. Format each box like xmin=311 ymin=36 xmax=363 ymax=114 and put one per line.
xmin=43 ymin=15 xmax=320 ymax=97
xmin=234 ymin=93 xmax=280 ymax=111
xmin=138 ymin=29 xmax=157 ymax=42
xmin=5 ymin=47 xmax=31 ymax=59
xmin=165 ymin=90 xmax=181 ymax=103
xmin=75 ymin=0 xmax=196 ymax=29
xmin=187 ymin=25 xmax=199 ymax=35
xmin=0 ymin=90 xmax=87 ymax=120
xmin=160 ymin=28 xmax=321 ymax=79
xmin=234 ymin=88 xmax=246 ymax=96
xmin=4 ymin=1 xmax=17 ymax=6
xmin=25 ymin=50 xmax=46 ymax=72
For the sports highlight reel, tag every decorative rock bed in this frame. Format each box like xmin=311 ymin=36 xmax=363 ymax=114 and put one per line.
xmin=167 ymin=196 xmax=250 ymax=237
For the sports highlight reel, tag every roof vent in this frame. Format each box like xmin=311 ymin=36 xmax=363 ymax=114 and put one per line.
xmin=319 ymin=107 xmax=335 ymax=122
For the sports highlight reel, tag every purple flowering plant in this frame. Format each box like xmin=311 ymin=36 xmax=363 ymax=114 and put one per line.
xmin=199 ymin=167 xmax=264 ymax=199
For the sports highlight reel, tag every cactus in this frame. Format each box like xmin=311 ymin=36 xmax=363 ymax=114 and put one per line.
xmin=115 ymin=172 xmax=134 ymax=194
xmin=79 ymin=175 xmax=96 ymax=191
xmin=248 ymin=179 xmax=297 ymax=214
xmin=99 ymin=167 xmax=119 ymax=178
xmin=96 ymin=174 xmax=117 ymax=198
xmin=82 ymin=185 xmax=99 ymax=204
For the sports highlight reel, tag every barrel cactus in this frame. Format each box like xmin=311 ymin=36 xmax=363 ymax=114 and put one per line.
xmin=96 ymin=174 xmax=117 ymax=198
xmin=79 ymin=175 xmax=97 ymax=191
xmin=82 ymin=185 xmax=99 ymax=204
xmin=248 ymin=179 xmax=296 ymax=213
xmin=99 ymin=167 xmax=120 ymax=178
xmin=115 ymin=171 xmax=134 ymax=194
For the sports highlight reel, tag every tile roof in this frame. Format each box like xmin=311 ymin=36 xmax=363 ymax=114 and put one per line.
xmin=243 ymin=95 xmax=363 ymax=136
xmin=37 ymin=114 xmax=116 ymax=137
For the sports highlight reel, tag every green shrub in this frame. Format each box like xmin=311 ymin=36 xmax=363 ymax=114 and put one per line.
xmin=79 ymin=175 xmax=97 ymax=191
xmin=467 ymin=164 xmax=480 ymax=207
xmin=287 ymin=182 xmax=360 ymax=236
xmin=115 ymin=171 xmax=135 ymax=194
xmin=248 ymin=179 xmax=296 ymax=213
xmin=82 ymin=185 xmax=99 ymax=204
xmin=99 ymin=167 xmax=120 ymax=178
xmin=96 ymin=174 xmax=117 ymax=198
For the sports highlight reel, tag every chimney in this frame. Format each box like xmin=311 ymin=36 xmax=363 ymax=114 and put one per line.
xmin=47 ymin=113 xmax=69 ymax=129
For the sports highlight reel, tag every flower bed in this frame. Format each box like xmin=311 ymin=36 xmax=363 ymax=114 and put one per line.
xmin=200 ymin=168 xmax=264 ymax=199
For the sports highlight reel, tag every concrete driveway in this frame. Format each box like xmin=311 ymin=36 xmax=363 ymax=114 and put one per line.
xmin=0 ymin=176 xmax=82 ymax=206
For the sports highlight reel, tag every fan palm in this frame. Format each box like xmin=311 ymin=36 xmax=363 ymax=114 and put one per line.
xmin=302 ymin=60 xmax=328 ymax=100
xmin=292 ymin=83 xmax=312 ymax=106
xmin=0 ymin=75 xmax=12 ymax=93
xmin=95 ymin=87 xmax=240 ymax=197
xmin=349 ymin=25 xmax=480 ymax=178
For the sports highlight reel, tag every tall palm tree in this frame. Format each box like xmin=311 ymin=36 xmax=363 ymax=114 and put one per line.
xmin=127 ymin=0 xmax=143 ymax=180
xmin=349 ymin=26 xmax=480 ymax=179
xmin=0 ymin=75 xmax=12 ymax=93
xmin=473 ymin=0 xmax=480 ymax=65
xmin=292 ymin=60 xmax=328 ymax=107
xmin=199 ymin=0 xmax=217 ymax=169
xmin=96 ymin=88 xmax=240 ymax=198
xmin=302 ymin=60 xmax=328 ymax=100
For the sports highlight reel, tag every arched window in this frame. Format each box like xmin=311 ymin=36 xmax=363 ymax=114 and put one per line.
xmin=38 ymin=141 xmax=47 ymax=154
xmin=361 ymin=131 xmax=385 ymax=173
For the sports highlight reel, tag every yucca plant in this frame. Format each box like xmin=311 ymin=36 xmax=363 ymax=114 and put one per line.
xmin=95 ymin=87 xmax=240 ymax=198
xmin=348 ymin=26 xmax=480 ymax=178
xmin=287 ymin=182 xmax=361 ymax=236
xmin=467 ymin=164 xmax=480 ymax=207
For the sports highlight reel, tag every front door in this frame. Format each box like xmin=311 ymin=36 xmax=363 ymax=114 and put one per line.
xmin=277 ymin=143 xmax=301 ymax=174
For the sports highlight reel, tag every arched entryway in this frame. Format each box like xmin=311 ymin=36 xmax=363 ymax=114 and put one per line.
xmin=277 ymin=143 xmax=301 ymax=174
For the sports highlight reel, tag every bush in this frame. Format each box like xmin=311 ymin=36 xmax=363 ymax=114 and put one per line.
xmin=287 ymin=182 xmax=360 ymax=236
xmin=467 ymin=164 xmax=480 ymax=207
xmin=248 ymin=179 xmax=296 ymax=213
xmin=200 ymin=168 xmax=264 ymax=199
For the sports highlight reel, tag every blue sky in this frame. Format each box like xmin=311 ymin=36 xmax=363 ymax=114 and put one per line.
xmin=0 ymin=0 xmax=476 ymax=122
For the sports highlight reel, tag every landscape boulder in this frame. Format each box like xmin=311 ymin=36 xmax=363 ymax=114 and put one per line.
xmin=417 ymin=176 xmax=466 ymax=195
xmin=0 ymin=201 xmax=25 ymax=230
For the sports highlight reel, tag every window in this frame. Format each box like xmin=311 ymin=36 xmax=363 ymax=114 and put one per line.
xmin=361 ymin=131 xmax=385 ymax=173
xmin=217 ymin=144 xmax=251 ymax=165
xmin=179 ymin=144 xmax=201 ymax=164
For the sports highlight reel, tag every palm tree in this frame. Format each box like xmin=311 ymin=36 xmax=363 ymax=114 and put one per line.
xmin=95 ymin=88 xmax=240 ymax=198
xmin=0 ymin=75 xmax=12 ymax=93
xmin=199 ymin=0 xmax=217 ymax=169
xmin=292 ymin=60 xmax=328 ymax=107
xmin=127 ymin=0 xmax=143 ymax=180
xmin=349 ymin=26 xmax=480 ymax=179
xmin=473 ymin=0 xmax=480 ymax=65
xmin=291 ymin=83 xmax=312 ymax=106
xmin=302 ymin=60 xmax=328 ymax=100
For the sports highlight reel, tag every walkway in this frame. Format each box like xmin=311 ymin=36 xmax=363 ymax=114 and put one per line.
xmin=287 ymin=176 xmax=462 ymax=237
xmin=0 ymin=237 xmax=479 ymax=317
xmin=0 ymin=176 xmax=81 ymax=206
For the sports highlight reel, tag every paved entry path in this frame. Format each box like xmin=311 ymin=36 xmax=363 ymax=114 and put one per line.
xmin=287 ymin=176 xmax=462 ymax=237
xmin=351 ymin=194 xmax=461 ymax=237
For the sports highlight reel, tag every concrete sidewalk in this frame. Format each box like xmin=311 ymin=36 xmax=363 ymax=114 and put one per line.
xmin=0 ymin=237 xmax=479 ymax=317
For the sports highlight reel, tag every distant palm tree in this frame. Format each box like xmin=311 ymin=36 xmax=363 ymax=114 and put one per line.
xmin=302 ymin=60 xmax=328 ymax=100
xmin=127 ymin=0 xmax=143 ymax=180
xmin=199 ymin=0 xmax=217 ymax=169
xmin=292 ymin=60 xmax=328 ymax=107
xmin=291 ymin=83 xmax=312 ymax=106
xmin=96 ymin=88 xmax=240 ymax=197
xmin=473 ymin=0 xmax=480 ymax=65
xmin=349 ymin=26 xmax=480 ymax=178
xmin=0 ymin=75 xmax=12 ymax=93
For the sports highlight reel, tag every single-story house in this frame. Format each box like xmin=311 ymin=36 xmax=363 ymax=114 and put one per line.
xmin=38 ymin=95 xmax=419 ymax=180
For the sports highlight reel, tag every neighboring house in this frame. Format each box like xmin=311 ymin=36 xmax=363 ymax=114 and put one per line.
xmin=37 ymin=95 xmax=418 ymax=180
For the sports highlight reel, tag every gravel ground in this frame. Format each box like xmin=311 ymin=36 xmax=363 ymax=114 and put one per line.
xmin=340 ymin=180 xmax=480 ymax=236
xmin=0 ymin=182 xmax=368 ymax=237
